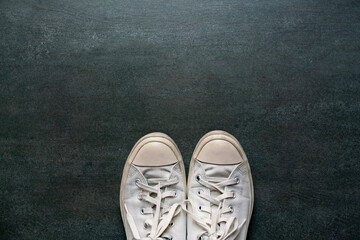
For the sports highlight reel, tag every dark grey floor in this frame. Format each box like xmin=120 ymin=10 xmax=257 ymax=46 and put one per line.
xmin=1 ymin=0 xmax=360 ymax=239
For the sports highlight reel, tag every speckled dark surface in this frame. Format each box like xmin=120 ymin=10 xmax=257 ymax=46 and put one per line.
xmin=1 ymin=0 xmax=360 ymax=239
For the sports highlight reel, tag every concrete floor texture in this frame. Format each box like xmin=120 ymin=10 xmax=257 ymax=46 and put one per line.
xmin=1 ymin=0 xmax=359 ymax=239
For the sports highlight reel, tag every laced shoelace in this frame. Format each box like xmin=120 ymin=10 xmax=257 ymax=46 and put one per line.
xmin=125 ymin=177 xmax=181 ymax=240
xmin=182 ymin=175 xmax=246 ymax=240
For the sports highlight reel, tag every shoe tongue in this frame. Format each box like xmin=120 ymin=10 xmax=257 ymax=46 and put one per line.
xmin=201 ymin=161 xmax=237 ymax=179
xmin=200 ymin=161 xmax=239 ymax=214
xmin=136 ymin=164 xmax=174 ymax=182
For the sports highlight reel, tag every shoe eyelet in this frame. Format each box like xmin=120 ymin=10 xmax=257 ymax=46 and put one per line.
xmin=235 ymin=177 xmax=239 ymax=184
xmin=173 ymin=190 xmax=177 ymax=197
xmin=198 ymin=206 xmax=202 ymax=211
xmin=198 ymin=236 xmax=204 ymax=240
xmin=143 ymin=223 xmax=148 ymax=229
xmin=231 ymin=190 xmax=236 ymax=199
xmin=196 ymin=175 xmax=201 ymax=182
xmin=135 ymin=179 xmax=140 ymax=184
xmin=169 ymin=236 xmax=173 ymax=240
xmin=140 ymin=208 xmax=145 ymax=215
xmin=229 ymin=205 xmax=234 ymax=213
xmin=170 ymin=222 xmax=174 ymax=227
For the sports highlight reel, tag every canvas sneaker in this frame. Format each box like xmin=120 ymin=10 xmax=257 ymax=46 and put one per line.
xmin=183 ymin=130 xmax=254 ymax=240
xmin=120 ymin=133 xmax=187 ymax=240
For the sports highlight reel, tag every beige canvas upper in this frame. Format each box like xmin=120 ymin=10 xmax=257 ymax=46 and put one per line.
xmin=120 ymin=132 xmax=186 ymax=240
xmin=185 ymin=130 xmax=254 ymax=240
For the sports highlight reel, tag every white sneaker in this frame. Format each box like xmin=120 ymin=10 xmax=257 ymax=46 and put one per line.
xmin=184 ymin=130 xmax=254 ymax=240
xmin=120 ymin=133 xmax=187 ymax=240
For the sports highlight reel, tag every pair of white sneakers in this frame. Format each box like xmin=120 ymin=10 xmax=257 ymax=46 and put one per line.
xmin=120 ymin=130 xmax=254 ymax=240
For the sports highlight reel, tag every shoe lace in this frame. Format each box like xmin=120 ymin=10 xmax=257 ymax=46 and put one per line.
xmin=125 ymin=177 xmax=181 ymax=240
xmin=182 ymin=175 xmax=246 ymax=240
